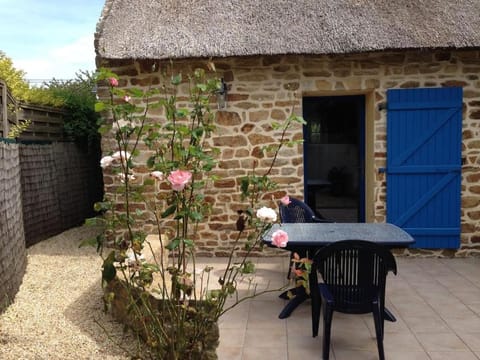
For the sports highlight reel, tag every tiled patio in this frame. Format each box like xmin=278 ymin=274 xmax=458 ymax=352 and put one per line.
xmin=211 ymin=256 xmax=480 ymax=360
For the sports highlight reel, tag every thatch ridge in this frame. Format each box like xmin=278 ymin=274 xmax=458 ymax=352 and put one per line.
xmin=95 ymin=0 xmax=480 ymax=60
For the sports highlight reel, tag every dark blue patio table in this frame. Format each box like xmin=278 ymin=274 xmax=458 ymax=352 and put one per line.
xmin=262 ymin=222 xmax=414 ymax=337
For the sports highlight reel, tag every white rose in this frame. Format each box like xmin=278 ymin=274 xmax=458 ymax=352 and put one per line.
xmin=125 ymin=249 xmax=145 ymax=266
xmin=116 ymin=119 xmax=131 ymax=128
xmin=112 ymin=150 xmax=131 ymax=163
xmin=100 ymin=155 xmax=115 ymax=169
xmin=118 ymin=173 xmax=136 ymax=183
xmin=150 ymin=171 xmax=164 ymax=181
xmin=256 ymin=206 xmax=277 ymax=223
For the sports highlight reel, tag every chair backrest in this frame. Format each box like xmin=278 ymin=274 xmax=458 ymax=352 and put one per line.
xmin=279 ymin=197 xmax=318 ymax=223
xmin=314 ymin=240 xmax=397 ymax=314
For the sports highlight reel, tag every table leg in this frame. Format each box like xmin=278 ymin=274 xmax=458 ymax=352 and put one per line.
xmin=279 ymin=287 xmax=298 ymax=300
xmin=278 ymin=287 xmax=308 ymax=319
xmin=277 ymin=248 xmax=310 ymax=318
xmin=309 ymin=264 xmax=321 ymax=337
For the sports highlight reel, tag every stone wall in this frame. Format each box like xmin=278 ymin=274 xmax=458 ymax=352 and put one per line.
xmin=99 ymin=49 xmax=480 ymax=257
xmin=0 ymin=141 xmax=27 ymax=311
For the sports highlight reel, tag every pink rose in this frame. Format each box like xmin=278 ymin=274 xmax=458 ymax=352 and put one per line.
xmin=168 ymin=170 xmax=192 ymax=191
xmin=108 ymin=77 xmax=118 ymax=87
xmin=280 ymin=195 xmax=291 ymax=206
xmin=271 ymin=229 xmax=288 ymax=248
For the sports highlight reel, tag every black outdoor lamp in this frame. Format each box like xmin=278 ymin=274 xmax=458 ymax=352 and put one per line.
xmin=217 ymin=78 xmax=227 ymax=109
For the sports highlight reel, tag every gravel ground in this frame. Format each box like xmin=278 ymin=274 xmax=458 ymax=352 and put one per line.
xmin=0 ymin=225 xmax=142 ymax=360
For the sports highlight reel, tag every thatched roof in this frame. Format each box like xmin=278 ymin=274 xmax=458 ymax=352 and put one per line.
xmin=95 ymin=0 xmax=480 ymax=60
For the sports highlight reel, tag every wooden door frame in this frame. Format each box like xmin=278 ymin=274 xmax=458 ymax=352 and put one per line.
xmin=302 ymin=90 xmax=375 ymax=222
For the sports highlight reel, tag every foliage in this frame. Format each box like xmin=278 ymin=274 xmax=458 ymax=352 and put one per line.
xmin=0 ymin=51 xmax=61 ymax=106
xmin=0 ymin=51 xmax=99 ymax=145
xmin=42 ymin=71 xmax=100 ymax=147
xmin=7 ymin=119 xmax=31 ymax=139
xmin=288 ymin=252 xmax=313 ymax=297
xmin=0 ymin=51 xmax=29 ymax=99
xmin=88 ymin=65 xmax=306 ymax=359
xmin=0 ymin=50 xmax=62 ymax=106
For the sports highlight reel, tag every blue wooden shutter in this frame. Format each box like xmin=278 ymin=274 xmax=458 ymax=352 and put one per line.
xmin=386 ymin=87 xmax=462 ymax=249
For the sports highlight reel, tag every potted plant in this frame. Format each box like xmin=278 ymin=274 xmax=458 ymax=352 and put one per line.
xmin=86 ymin=64 xmax=306 ymax=359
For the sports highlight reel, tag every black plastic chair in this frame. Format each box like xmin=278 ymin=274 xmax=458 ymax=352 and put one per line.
xmin=279 ymin=197 xmax=332 ymax=281
xmin=279 ymin=197 xmax=331 ymax=225
xmin=312 ymin=240 xmax=397 ymax=360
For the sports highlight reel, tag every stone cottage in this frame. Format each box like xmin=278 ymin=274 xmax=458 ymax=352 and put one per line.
xmin=94 ymin=0 xmax=480 ymax=256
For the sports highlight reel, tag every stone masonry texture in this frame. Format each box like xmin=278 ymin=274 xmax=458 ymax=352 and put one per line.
xmin=98 ymin=49 xmax=480 ymax=257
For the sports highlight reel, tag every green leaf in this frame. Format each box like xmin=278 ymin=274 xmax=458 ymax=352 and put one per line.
xmin=176 ymin=108 xmax=189 ymax=118
xmin=289 ymin=114 xmax=307 ymax=125
xmin=194 ymin=68 xmax=205 ymax=78
xmin=95 ymin=234 xmax=105 ymax=253
xmin=102 ymin=251 xmax=117 ymax=283
xmin=240 ymin=177 xmax=250 ymax=196
xmin=225 ymin=282 xmax=236 ymax=295
xmin=188 ymin=211 xmax=203 ymax=222
xmin=129 ymin=88 xmax=144 ymax=97
xmin=78 ymin=237 xmax=98 ymax=248
xmin=94 ymin=102 xmax=106 ymax=112
xmin=84 ymin=217 xmax=102 ymax=226
xmin=166 ymin=238 xmax=180 ymax=251
xmin=184 ymin=239 xmax=194 ymax=248
xmin=131 ymin=149 xmax=140 ymax=157
xmin=207 ymin=289 xmax=221 ymax=301
xmin=161 ymin=204 xmax=177 ymax=218
xmin=171 ymin=73 xmax=182 ymax=86
xmin=193 ymin=127 xmax=204 ymax=139
xmin=240 ymin=261 xmax=256 ymax=274
xmin=146 ymin=156 xmax=156 ymax=168
xmin=94 ymin=201 xmax=111 ymax=212
xmin=196 ymin=83 xmax=207 ymax=92
xmin=98 ymin=124 xmax=112 ymax=135
xmin=271 ymin=122 xmax=281 ymax=130
xmin=102 ymin=263 xmax=116 ymax=283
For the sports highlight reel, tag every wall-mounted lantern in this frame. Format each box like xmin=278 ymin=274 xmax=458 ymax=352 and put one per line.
xmin=217 ymin=78 xmax=227 ymax=109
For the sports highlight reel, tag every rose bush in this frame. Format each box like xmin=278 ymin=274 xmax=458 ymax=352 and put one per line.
xmin=87 ymin=65 xmax=306 ymax=359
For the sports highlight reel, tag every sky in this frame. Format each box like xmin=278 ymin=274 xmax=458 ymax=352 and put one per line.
xmin=0 ymin=0 xmax=106 ymax=82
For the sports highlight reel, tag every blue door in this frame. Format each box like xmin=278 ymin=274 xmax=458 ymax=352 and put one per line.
xmin=386 ymin=87 xmax=462 ymax=249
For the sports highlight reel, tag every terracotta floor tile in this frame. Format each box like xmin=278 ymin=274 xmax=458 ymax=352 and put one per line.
xmin=217 ymin=346 xmax=243 ymax=360
xmin=204 ymin=257 xmax=480 ymax=359
xmin=242 ymin=346 xmax=288 ymax=360
xmin=456 ymin=332 xmax=480 ymax=351
xmin=401 ymin=315 xmax=451 ymax=333
xmin=415 ymin=332 xmax=469 ymax=352
xmin=427 ymin=351 xmax=479 ymax=360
